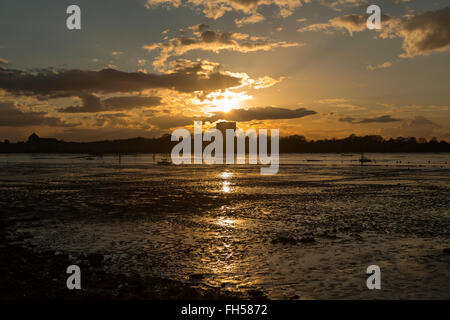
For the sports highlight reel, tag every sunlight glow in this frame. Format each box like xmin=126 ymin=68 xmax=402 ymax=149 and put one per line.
xmin=193 ymin=89 xmax=252 ymax=113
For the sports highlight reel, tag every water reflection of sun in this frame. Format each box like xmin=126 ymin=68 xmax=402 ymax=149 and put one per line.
xmin=215 ymin=217 xmax=235 ymax=227
xmin=220 ymin=171 xmax=233 ymax=179
xmin=220 ymin=171 xmax=233 ymax=193
xmin=222 ymin=181 xmax=231 ymax=193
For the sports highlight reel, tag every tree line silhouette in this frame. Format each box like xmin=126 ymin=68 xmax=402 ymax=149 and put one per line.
xmin=0 ymin=133 xmax=449 ymax=154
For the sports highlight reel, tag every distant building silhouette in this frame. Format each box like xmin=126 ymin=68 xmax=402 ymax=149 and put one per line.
xmin=28 ymin=133 xmax=40 ymax=144
xmin=27 ymin=133 xmax=58 ymax=145
xmin=216 ymin=121 xmax=237 ymax=136
xmin=216 ymin=122 xmax=236 ymax=155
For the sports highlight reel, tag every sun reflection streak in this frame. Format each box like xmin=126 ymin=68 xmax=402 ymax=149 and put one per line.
xmin=220 ymin=171 xmax=233 ymax=193
xmin=222 ymin=181 xmax=231 ymax=193
xmin=215 ymin=217 xmax=235 ymax=227
xmin=220 ymin=171 xmax=233 ymax=179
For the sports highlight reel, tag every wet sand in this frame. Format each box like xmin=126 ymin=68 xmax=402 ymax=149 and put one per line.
xmin=0 ymin=222 xmax=247 ymax=300
xmin=0 ymin=154 xmax=449 ymax=299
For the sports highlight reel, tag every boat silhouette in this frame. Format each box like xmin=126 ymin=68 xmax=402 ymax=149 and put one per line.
xmin=157 ymin=158 xmax=172 ymax=166
xmin=359 ymin=152 xmax=372 ymax=164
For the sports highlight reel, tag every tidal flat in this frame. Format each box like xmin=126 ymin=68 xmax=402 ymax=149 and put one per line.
xmin=0 ymin=153 xmax=449 ymax=299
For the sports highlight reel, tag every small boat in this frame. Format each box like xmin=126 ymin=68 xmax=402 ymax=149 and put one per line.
xmin=359 ymin=153 xmax=372 ymax=163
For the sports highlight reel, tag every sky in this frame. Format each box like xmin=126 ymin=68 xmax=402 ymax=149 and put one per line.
xmin=0 ymin=0 xmax=449 ymax=142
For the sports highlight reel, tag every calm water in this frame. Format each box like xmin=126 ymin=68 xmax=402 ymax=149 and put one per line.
xmin=1 ymin=153 xmax=449 ymax=299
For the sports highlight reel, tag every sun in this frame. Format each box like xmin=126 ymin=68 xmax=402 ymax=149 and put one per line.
xmin=213 ymin=95 xmax=241 ymax=112
xmin=194 ymin=89 xmax=252 ymax=113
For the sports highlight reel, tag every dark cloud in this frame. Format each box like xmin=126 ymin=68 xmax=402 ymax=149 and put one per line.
xmin=358 ymin=115 xmax=401 ymax=123
xmin=103 ymin=96 xmax=162 ymax=110
xmin=94 ymin=113 xmax=130 ymax=127
xmin=144 ymin=26 xmax=299 ymax=69
xmin=59 ymin=94 xmax=103 ymax=113
xmin=299 ymin=7 xmax=450 ymax=58
xmin=59 ymin=94 xmax=162 ymax=113
xmin=339 ymin=116 xmax=356 ymax=123
xmin=205 ymin=106 xmax=317 ymax=122
xmin=145 ymin=107 xmax=317 ymax=129
xmin=0 ymin=63 xmax=243 ymax=97
xmin=339 ymin=115 xmax=402 ymax=124
xmin=196 ymin=24 xmax=210 ymax=32
xmin=397 ymin=7 xmax=450 ymax=57
xmin=0 ymin=102 xmax=74 ymax=127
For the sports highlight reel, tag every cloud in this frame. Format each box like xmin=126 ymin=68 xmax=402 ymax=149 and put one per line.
xmin=407 ymin=115 xmax=440 ymax=129
xmin=144 ymin=25 xmax=300 ymax=70
xmin=383 ymin=116 xmax=441 ymax=138
xmin=59 ymin=94 xmax=162 ymax=113
xmin=299 ymin=7 xmax=450 ymax=58
xmin=326 ymin=0 xmax=369 ymax=11
xmin=339 ymin=115 xmax=401 ymax=124
xmin=0 ymin=58 xmax=8 ymax=65
xmin=103 ymin=96 xmax=162 ymax=110
xmin=0 ymin=62 xmax=243 ymax=97
xmin=298 ymin=14 xmax=393 ymax=35
xmin=204 ymin=106 xmax=317 ymax=122
xmin=316 ymin=98 xmax=349 ymax=104
xmin=235 ymin=13 xmax=265 ymax=27
xmin=94 ymin=113 xmax=130 ymax=127
xmin=253 ymin=76 xmax=285 ymax=89
xmin=145 ymin=0 xmax=303 ymax=24
xmin=367 ymin=61 xmax=392 ymax=71
xmin=0 ymin=102 xmax=74 ymax=127
xmin=338 ymin=116 xmax=356 ymax=123
xmin=358 ymin=115 xmax=401 ymax=123
xmin=137 ymin=59 xmax=147 ymax=66
xmin=394 ymin=7 xmax=450 ymax=58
